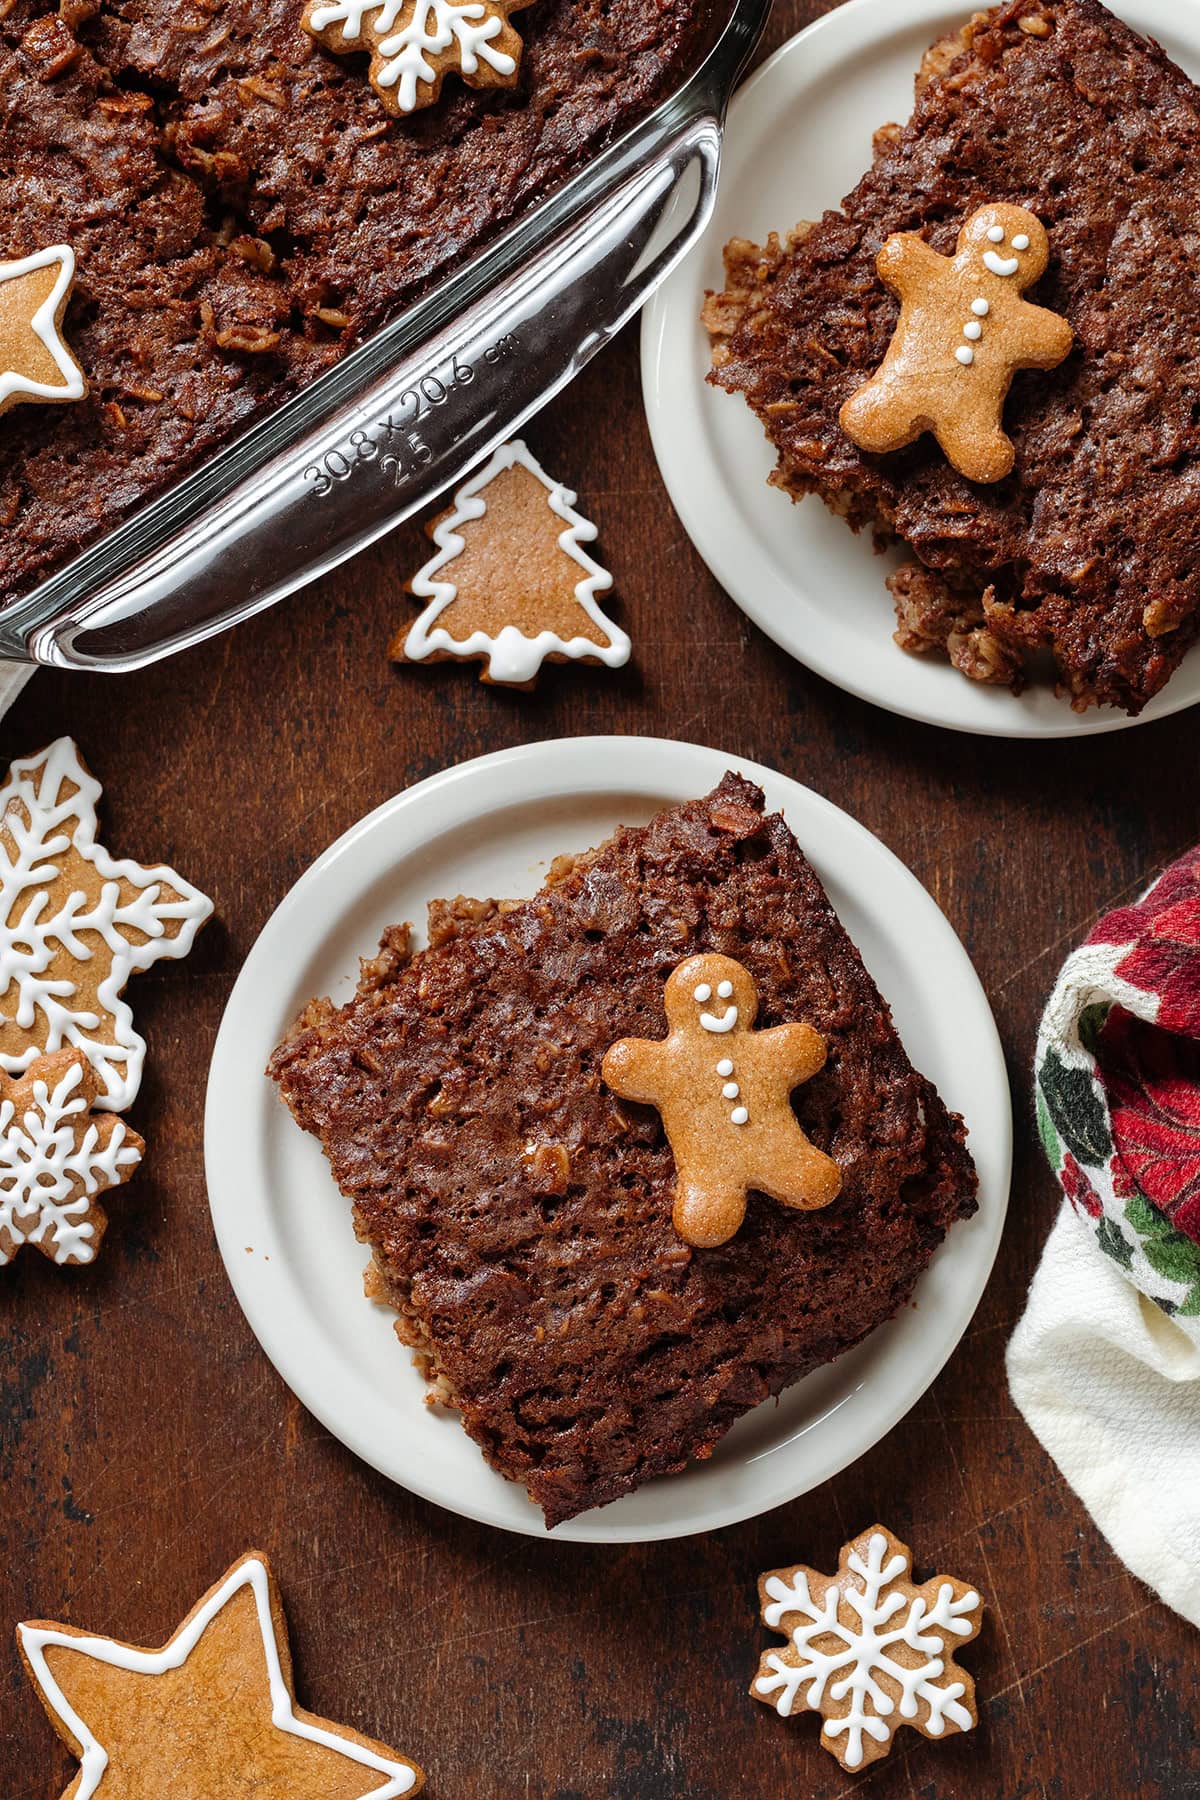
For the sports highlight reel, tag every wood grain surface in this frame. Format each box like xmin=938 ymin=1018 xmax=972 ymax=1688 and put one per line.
xmin=3 ymin=3 xmax=1199 ymax=1793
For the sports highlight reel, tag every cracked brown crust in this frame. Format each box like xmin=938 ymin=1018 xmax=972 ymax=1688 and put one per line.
xmin=268 ymin=775 xmax=977 ymax=1528
xmin=705 ymin=0 xmax=1200 ymax=714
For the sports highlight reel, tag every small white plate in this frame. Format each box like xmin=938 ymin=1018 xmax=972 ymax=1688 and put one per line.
xmin=205 ymin=738 xmax=1010 ymax=1542
xmin=641 ymin=0 xmax=1200 ymax=738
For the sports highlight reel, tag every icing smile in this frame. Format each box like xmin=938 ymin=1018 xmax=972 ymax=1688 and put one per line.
xmin=693 ymin=977 xmax=739 ymax=1034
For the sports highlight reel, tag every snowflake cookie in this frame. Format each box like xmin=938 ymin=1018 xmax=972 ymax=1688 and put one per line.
xmin=0 ymin=1050 xmax=143 ymax=1268
xmin=303 ymin=0 xmax=533 ymax=115
xmin=0 ymin=245 xmax=87 ymax=420
xmin=752 ymin=1526 xmax=983 ymax=1772
xmin=0 ymin=738 xmax=212 ymax=1111
xmin=19 ymin=1550 xmax=424 ymax=1798
xmin=396 ymin=439 xmax=630 ymax=687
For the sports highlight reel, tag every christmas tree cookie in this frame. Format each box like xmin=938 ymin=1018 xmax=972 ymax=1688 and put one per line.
xmin=394 ymin=439 xmax=631 ymax=687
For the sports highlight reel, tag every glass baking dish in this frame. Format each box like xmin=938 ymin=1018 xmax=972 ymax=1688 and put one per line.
xmin=0 ymin=0 xmax=769 ymax=672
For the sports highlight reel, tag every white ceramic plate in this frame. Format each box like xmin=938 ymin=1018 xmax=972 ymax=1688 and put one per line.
xmin=205 ymin=738 xmax=1010 ymax=1542
xmin=641 ymin=0 xmax=1200 ymax=738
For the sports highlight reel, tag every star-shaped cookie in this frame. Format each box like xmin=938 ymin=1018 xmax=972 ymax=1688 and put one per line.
xmin=19 ymin=1551 xmax=424 ymax=1799
xmin=0 ymin=245 xmax=87 ymax=418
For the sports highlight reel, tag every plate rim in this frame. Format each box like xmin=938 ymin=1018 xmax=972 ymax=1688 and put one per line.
xmin=204 ymin=735 xmax=1012 ymax=1543
xmin=640 ymin=0 xmax=1200 ymax=739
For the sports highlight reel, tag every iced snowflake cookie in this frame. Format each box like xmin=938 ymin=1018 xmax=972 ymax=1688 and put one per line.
xmin=840 ymin=203 xmax=1073 ymax=484
xmin=19 ymin=1550 xmax=424 ymax=1797
xmin=0 ymin=1050 xmax=143 ymax=1268
xmin=603 ymin=953 xmax=841 ymax=1247
xmin=0 ymin=245 xmax=86 ymax=420
xmin=0 ymin=737 xmax=212 ymax=1112
xmin=394 ymin=438 xmax=631 ymax=687
xmin=752 ymin=1526 xmax=983 ymax=1772
xmin=303 ymin=0 xmax=534 ymax=116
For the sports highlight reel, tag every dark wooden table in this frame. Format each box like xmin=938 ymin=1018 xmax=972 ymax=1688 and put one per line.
xmin=4 ymin=3 xmax=1199 ymax=1793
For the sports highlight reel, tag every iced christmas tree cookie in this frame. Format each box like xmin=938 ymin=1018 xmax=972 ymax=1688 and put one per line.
xmin=394 ymin=439 xmax=631 ymax=687
xmin=752 ymin=1526 xmax=984 ymax=1771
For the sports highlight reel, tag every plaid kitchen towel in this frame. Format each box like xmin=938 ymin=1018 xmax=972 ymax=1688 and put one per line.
xmin=1008 ymin=848 xmax=1200 ymax=1628
xmin=0 ymin=664 xmax=31 ymax=717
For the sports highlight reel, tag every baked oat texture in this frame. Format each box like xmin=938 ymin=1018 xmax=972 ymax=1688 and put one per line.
xmin=0 ymin=0 xmax=700 ymax=605
xmin=268 ymin=775 xmax=977 ymax=1527
xmin=705 ymin=0 xmax=1200 ymax=714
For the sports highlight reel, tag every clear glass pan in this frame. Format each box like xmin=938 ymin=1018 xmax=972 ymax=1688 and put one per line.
xmin=0 ymin=0 xmax=768 ymax=671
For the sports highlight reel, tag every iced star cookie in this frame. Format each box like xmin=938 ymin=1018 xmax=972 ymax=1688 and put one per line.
xmin=603 ymin=952 xmax=842 ymax=1247
xmin=19 ymin=1550 xmax=424 ymax=1798
xmin=0 ymin=1050 xmax=143 ymax=1268
xmin=303 ymin=0 xmax=534 ymax=115
xmin=0 ymin=737 xmax=212 ymax=1111
xmin=752 ymin=1526 xmax=984 ymax=1772
xmin=394 ymin=439 xmax=631 ymax=687
xmin=0 ymin=245 xmax=86 ymax=420
xmin=840 ymin=203 xmax=1073 ymax=484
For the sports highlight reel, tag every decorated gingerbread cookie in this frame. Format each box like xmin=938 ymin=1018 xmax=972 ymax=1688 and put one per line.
xmin=395 ymin=438 xmax=631 ymax=687
xmin=840 ymin=203 xmax=1073 ymax=483
xmin=0 ymin=245 xmax=86 ymax=420
xmin=0 ymin=738 xmax=212 ymax=1112
xmin=0 ymin=1049 xmax=143 ymax=1269
xmin=19 ymin=1550 xmax=424 ymax=1797
xmin=752 ymin=1526 xmax=983 ymax=1772
xmin=303 ymin=0 xmax=533 ymax=115
xmin=602 ymin=953 xmax=841 ymax=1247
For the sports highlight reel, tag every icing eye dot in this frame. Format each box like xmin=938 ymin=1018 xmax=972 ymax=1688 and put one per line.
xmin=987 ymin=225 xmax=1005 ymax=243
xmin=971 ymin=298 xmax=990 ymax=317
xmin=722 ymin=1082 xmax=740 ymax=1100
xmin=963 ymin=321 xmax=983 ymax=341
xmin=1012 ymin=233 xmax=1030 ymax=250
xmin=717 ymin=980 xmax=734 ymax=999
xmin=731 ymin=1106 xmax=749 ymax=1126
xmin=956 ymin=346 xmax=975 ymax=366
xmin=716 ymin=1059 xmax=733 ymax=1077
xmin=693 ymin=983 xmax=712 ymax=1003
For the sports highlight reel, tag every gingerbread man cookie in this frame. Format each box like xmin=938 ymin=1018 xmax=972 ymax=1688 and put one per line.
xmin=840 ymin=203 xmax=1073 ymax=484
xmin=303 ymin=0 xmax=534 ymax=115
xmin=602 ymin=953 xmax=841 ymax=1248
xmin=0 ymin=245 xmax=86 ymax=420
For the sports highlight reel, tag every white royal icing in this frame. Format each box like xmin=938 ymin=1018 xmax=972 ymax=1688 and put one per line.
xmin=971 ymin=298 xmax=990 ymax=317
xmin=0 ymin=738 xmax=213 ymax=1111
xmin=755 ymin=1532 xmax=980 ymax=1770
xmin=955 ymin=346 xmax=975 ymax=366
xmin=1012 ymin=233 xmax=1030 ymax=251
xmin=404 ymin=439 xmax=631 ymax=683
xmin=986 ymin=225 xmax=1005 ymax=243
xmin=0 ymin=1060 xmax=139 ymax=1265
xmin=695 ymin=984 xmax=748 ymax=1124
xmin=309 ymin=0 xmax=515 ymax=113
xmin=0 ymin=246 xmax=85 ymax=410
xmin=18 ymin=1554 xmax=418 ymax=1800
xmin=962 ymin=321 xmax=982 ymax=342
xmin=982 ymin=250 xmax=1020 ymax=278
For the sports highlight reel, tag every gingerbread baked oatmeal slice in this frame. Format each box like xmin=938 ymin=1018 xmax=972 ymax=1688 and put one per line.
xmin=269 ymin=776 xmax=977 ymax=1527
xmin=705 ymin=0 xmax=1200 ymax=714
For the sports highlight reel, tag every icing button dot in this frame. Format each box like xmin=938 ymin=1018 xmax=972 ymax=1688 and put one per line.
xmin=716 ymin=1058 xmax=733 ymax=1077
xmin=722 ymin=1082 xmax=740 ymax=1100
xmin=731 ymin=1106 xmax=749 ymax=1126
xmin=963 ymin=321 xmax=983 ymax=341
xmin=693 ymin=983 xmax=711 ymax=1003
xmin=956 ymin=346 xmax=975 ymax=366
xmin=971 ymin=298 xmax=990 ymax=317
